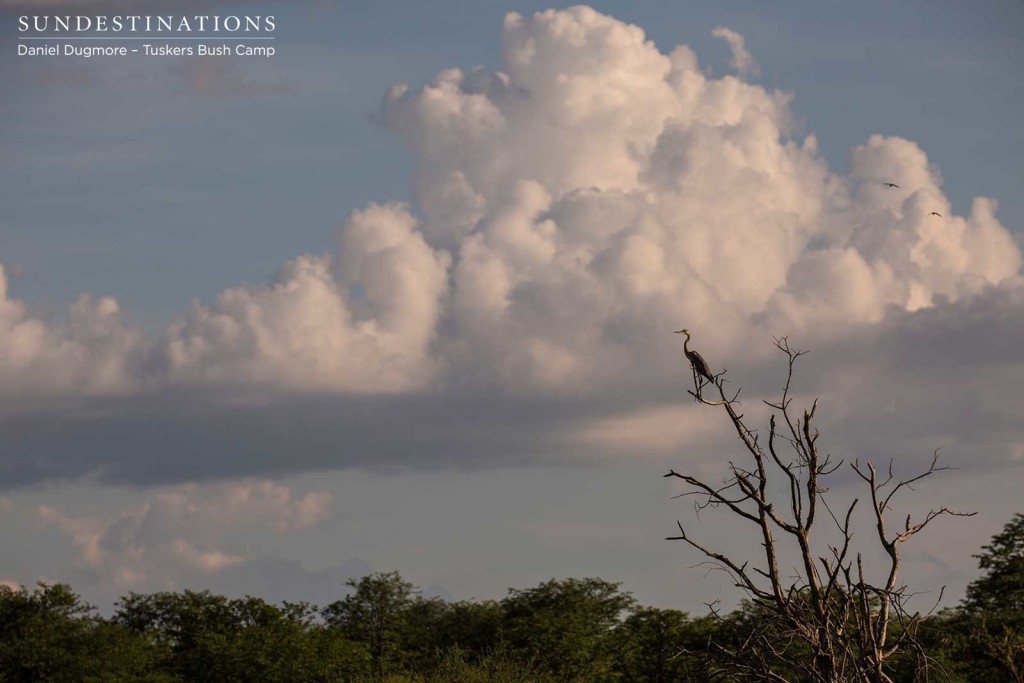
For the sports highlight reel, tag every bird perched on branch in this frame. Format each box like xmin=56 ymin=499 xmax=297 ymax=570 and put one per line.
xmin=674 ymin=329 xmax=714 ymax=383
xmin=883 ymin=182 xmax=900 ymax=189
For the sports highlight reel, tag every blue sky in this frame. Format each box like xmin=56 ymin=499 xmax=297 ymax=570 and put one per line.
xmin=0 ymin=0 xmax=1022 ymax=612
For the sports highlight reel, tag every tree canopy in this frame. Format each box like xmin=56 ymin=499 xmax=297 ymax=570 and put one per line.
xmin=2 ymin=537 xmax=1022 ymax=683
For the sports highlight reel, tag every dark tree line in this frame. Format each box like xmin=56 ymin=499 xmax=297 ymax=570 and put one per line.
xmin=1 ymin=527 xmax=1023 ymax=683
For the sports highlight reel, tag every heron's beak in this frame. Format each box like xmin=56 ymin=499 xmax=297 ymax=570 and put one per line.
xmin=673 ymin=329 xmax=686 ymax=334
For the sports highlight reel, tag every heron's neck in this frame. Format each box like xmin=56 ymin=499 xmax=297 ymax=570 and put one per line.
xmin=683 ymin=334 xmax=691 ymax=353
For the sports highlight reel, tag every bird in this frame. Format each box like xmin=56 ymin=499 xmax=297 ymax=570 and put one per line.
xmin=929 ymin=211 xmax=942 ymax=217
xmin=883 ymin=182 xmax=900 ymax=189
xmin=674 ymin=329 xmax=715 ymax=383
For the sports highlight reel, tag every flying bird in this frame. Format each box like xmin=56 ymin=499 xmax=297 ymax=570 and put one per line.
xmin=883 ymin=182 xmax=900 ymax=189
xmin=674 ymin=329 xmax=714 ymax=383
xmin=929 ymin=211 xmax=942 ymax=217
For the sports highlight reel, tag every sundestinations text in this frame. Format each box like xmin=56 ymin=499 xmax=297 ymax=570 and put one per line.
xmin=18 ymin=15 xmax=276 ymax=33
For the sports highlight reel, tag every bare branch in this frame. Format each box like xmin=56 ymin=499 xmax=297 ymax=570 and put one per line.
xmin=667 ymin=333 xmax=972 ymax=682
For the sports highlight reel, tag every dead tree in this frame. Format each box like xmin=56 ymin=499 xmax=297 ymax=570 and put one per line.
xmin=665 ymin=337 xmax=973 ymax=683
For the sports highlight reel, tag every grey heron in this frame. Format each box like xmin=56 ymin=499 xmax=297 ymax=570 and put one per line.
xmin=674 ymin=329 xmax=714 ymax=383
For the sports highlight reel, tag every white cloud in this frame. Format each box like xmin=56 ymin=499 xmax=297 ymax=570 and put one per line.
xmin=158 ymin=202 xmax=450 ymax=394
xmin=711 ymin=26 xmax=760 ymax=77
xmin=0 ymin=6 xmax=1021 ymax=484
xmin=0 ymin=264 xmax=144 ymax=399
xmin=562 ymin=403 xmax=720 ymax=457
xmin=37 ymin=480 xmax=332 ymax=590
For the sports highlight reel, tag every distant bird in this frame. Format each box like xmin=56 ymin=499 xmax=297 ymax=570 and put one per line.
xmin=883 ymin=182 xmax=900 ymax=189
xmin=674 ymin=329 xmax=714 ymax=383
xmin=929 ymin=211 xmax=942 ymax=217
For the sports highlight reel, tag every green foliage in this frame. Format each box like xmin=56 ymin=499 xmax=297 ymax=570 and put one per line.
xmin=612 ymin=606 xmax=716 ymax=682
xmin=322 ymin=571 xmax=419 ymax=680
xmin=404 ymin=646 xmax=557 ymax=683
xmin=501 ymin=577 xmax=634 ymax=681
xmin=0 ymin=582 xmax=91 ymax=682
xmin=115 ymin=590 xmax=369 ymax=682
xmin=942 ymin=512 xmax=1024 ymax=682
xmin=885 ymin=611 xmax=972 ymax=683
xmin=966 ymin=513 xmax=1024 ymax=615
xmin=442 ymin=646 xmax=553 ymax=683
xmin=0 ymin=582 xmax=169 ymax=682
xmin=4 ymin=528 xmax=1024 ymax=683
xmin=429 ymin=599 xmax=503 ymax=657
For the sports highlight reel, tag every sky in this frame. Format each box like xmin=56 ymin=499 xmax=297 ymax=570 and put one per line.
xmin=0 ymin=0 xmax=1022 ymax=614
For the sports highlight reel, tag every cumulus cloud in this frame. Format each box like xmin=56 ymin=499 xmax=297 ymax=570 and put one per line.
xmin=158 ymin=202 xmax=450 ymax=393
xmin=0 ymin=264 xmax=145 ymax=400
xmin=37 ymin=480 xmax=332 ymax=590
xmin=711 ymin=26 xmax=759 ymax=77
xmin=0 ymin=6 xmax=1020 ymax=486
